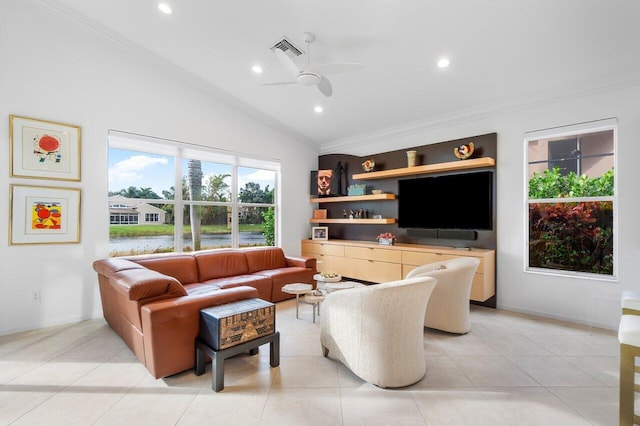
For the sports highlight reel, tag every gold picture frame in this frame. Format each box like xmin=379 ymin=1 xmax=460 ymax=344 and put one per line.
xmin=312 ymin=226 xmax=328 ymax=241
xmin=10 ymin=184 xmax=81 ymax=245
xmin=10 ymin=115 xmax=81 ymax=181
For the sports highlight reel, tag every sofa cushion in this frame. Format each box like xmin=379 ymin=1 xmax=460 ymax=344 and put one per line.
xmin=129 ymin=254 xmax=199 ymax=285
xmin=256 ymin=267 xmax=315 ymax=302
xmin=202 ymin=275 xmax=273 ymax=301
xmin=244 ymin=247 xmax=287 ymax=273
xmin=194 ymin=250 xmax=250 ymax=281
xmin=182 ymin=282 xmax=222 ymax=296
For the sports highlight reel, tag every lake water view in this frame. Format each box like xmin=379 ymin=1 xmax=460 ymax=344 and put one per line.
xmin=109 ymin=232 xmax=265 ymax=254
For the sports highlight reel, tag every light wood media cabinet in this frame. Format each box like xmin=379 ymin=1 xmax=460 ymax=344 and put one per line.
xmin=301 ymin=239 xmax=495 ymax=302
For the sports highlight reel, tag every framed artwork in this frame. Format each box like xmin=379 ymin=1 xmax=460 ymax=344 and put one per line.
xmin=312 ymin=226 xmax=328 ymax=241
xmin=10 ymin=184 xmax=81 ymax=245
xmin=310 ymin=169 xmax=340 ymax=196
xmin=10 ymin=115 xmax=81 ymax=181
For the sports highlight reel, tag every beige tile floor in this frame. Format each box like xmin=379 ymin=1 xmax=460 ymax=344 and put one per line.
xmin=0 ymin=300 xmax=620 ymax=425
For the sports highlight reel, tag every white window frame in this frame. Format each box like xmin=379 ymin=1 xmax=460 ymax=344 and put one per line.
xmin=524 ymin=118 xmax=617 ymax=281
xmin=108 ymin=130 xmax=281 ymax=252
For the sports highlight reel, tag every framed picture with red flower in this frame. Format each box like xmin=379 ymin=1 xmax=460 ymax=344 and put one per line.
xmin=10 ymin=185 xmax=81 ymax=245
xmin=10 ymin=115 xmax=81 ymax=181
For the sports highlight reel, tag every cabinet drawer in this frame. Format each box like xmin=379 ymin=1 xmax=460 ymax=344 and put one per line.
xmin=348 ymin=246 xmax=402 ymax=263
xmin=402 ymin=251 xmax=455 ymax=266
xmin=402 ymin=251 xmax=486 ymax=274
xmin=321 ymin=255 xmax=347 ymax=275
xmin=470 ymin=273 xmax=494 ymax=302
xmin=346 ymin=258 xmax=402 ymax=283
xmin=302 ymin=241 xmax=345 ymax=257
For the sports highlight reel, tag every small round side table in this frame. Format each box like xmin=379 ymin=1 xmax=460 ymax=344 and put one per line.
xmin=313 ymin=273 xmax=342 ymax=291
xmin=282 ymin=283 xmax=313 ymax=319
xmin=304 ymin=291 xmax=326 ymax=323
xmin=325 ymin=281 xmax=366 ymax=292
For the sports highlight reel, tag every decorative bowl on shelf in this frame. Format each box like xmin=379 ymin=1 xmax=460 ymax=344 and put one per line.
xmin=362 ymin=159 xmax=375 ymax=172
xmin=320 ymin=272 xmax=339 ymax=279
xmin=454 ymin=142 xmax=474 ymax=160
xmin=371 ymin=189 xmax=383 ymax=195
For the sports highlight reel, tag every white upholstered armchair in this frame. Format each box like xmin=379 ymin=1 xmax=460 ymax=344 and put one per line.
xmin=405 ymin=257 xmax=480 ymax=334
xmin=320 ymin=276 xmax=437 ymax=388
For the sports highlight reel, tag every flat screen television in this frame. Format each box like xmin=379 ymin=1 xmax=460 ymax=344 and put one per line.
xmin=398 ymin=171 xmax=493 ymax=230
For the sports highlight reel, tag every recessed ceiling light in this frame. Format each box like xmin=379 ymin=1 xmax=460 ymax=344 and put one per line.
xmin=252 ymin=65 xmax=263 ymax=74
xmin=314 ymin=105 xmax=323 ymax=113
xmin=158 ymin=3 xmax=173 ymax=14
xmin=437 ymin=57 xmax=451 ymax=68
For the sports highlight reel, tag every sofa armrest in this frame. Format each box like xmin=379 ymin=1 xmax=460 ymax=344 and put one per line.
xmin=110 ymin=268 xmax=188 ymax=301
xmin=141 ymin=286 xmax=258 ymax=324
xmin=140 ymin=285 xmax=259 ymax=378
xmin=285 ymin=255 xmax=316 ymax=270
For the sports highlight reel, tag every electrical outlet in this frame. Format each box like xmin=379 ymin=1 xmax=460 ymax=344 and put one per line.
xmin=32 ymin=290 xmax=41 ymax=302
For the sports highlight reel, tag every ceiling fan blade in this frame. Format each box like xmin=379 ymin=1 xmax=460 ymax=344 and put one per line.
xmin=274 ymin=48 xmax=300 ymax=77
xmin=260 ymin=81 xmax=298 ymax=86
xmin=317 ymin=76 xmax=333 ymax=97
xmin=306 ymin=63 xmax=364 ymax=75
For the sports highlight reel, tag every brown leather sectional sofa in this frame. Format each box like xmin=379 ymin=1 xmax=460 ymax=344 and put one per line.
xmin=93 ymin=246 xmax=316 ymax=378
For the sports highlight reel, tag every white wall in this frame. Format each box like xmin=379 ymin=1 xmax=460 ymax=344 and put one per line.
xmin=2 ymin=2 xmax=636 ymax=335
xmin=0 ymin=1 xmax=318 ymax=334
xmin=328 ymin=86 xmax=640 ymax=330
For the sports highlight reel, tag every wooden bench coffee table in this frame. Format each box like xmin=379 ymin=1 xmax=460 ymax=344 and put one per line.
xmin=194 ymin=299 xmax=280 ymax=392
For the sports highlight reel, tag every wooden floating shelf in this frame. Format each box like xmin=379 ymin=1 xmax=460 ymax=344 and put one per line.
xmin=309 ymin=218 xmax=396 ymax=224
xmin=352 ymin=157 xmax=495 ymax=180
xmin=309 ymin=194 xmax=396 ymax=203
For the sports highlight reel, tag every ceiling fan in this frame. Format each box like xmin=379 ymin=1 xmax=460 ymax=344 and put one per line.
xmin=263 ymin=32 xmax=364 ymax=97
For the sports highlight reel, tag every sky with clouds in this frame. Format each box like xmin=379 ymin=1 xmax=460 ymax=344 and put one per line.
xmin=108 ymin=149 xmax=275 ymax=198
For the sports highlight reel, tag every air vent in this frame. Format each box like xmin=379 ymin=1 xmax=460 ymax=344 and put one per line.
xmin=269 ymin=36 xmax=304 ymax=58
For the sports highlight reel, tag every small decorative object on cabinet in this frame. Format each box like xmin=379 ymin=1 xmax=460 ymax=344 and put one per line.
xmin=454 ymin=142 xmax=474 ymax=160
xmin=377 ymin=232 xmax=396 ymax=245
xmin=362 ymin=159 xmax=375 ymax=172
xmin=312 ymin=226 xmax=328 ymax=240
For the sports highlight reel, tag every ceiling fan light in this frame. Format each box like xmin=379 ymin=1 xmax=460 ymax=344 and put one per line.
xmin=297 ymin=73 xmax=320 ymax=86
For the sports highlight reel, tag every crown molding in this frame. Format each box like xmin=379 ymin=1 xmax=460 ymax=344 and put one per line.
xmin=26 ymin=0 xmax=319 ymax=151
xmin=322 ymin=74 xmax=640 ymax=155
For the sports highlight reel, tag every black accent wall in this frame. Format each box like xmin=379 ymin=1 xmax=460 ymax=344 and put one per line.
xmin=316 ymin=133 xmax=497 ymax=251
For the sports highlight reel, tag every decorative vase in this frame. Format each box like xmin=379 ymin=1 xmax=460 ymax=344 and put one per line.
xmin=378 ymin=238 xmax=394 ymax=246
xmin=406 ymin=150 xmax=417 ymax=167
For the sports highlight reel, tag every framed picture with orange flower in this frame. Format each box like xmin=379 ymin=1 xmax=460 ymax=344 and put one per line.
xmin=10 ymin=115 xmax=81 ymax=181
xmin=10 ymin=185 xmax=81 ymax=245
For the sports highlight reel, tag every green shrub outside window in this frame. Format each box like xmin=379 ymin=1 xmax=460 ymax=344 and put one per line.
xmin=526 ymin=123 xmax=615 ymax=277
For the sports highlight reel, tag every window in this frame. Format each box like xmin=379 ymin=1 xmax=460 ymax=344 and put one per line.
xmin=525 ymin=119 xmax=616 ymax=278
xmin=145 ymin=213 xmax=159 ymax=223
xmin=107 ymin=131 xmax=280 ymax=257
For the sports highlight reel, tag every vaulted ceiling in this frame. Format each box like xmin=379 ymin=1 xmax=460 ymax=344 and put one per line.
xmin=35 ymin=0 xmax=640 ymax=150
